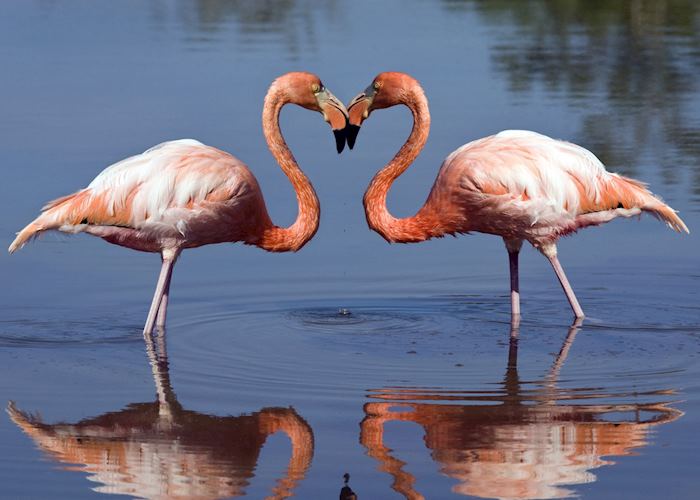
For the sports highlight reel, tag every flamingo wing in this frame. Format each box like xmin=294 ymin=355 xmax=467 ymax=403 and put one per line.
xmin=439 ymin=130 xmax=687 ymax=236
xmin=9 ymin=140 xmax=266 ymax=252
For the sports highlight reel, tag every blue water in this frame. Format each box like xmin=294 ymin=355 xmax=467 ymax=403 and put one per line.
xmin=1 ymin=1 xmax=699 ymax=499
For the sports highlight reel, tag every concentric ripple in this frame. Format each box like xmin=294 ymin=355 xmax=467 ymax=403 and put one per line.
xmin=0 ymin=316 xmax=142 ymax=348
xmin=161 ymin=294 xmax=700 ymax=407
xmin=168 ymin=298 xmax=490 ymax=400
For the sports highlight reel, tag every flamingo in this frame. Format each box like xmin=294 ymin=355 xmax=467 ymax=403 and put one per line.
xmin=346 ymin=72 xmax=688 ymax=319
xmin=8 ymin=72 xmax=348 ymax=334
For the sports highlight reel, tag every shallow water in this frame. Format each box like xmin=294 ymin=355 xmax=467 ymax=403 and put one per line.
xmin=1 ymin=1 xmax=699 ymax=499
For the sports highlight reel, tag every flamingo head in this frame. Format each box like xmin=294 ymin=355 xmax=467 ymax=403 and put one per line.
xmin=346 ymin=72 xmax=420 ymax=149
xmin=277 ymin=72 xmax=349 ymax=153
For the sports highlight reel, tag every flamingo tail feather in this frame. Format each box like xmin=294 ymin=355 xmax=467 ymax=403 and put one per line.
xmin=619 ymin=177 xmax=689 ymax=234
xmin=8 ymin=192 xmax=87 ymax=253
xmin=8 ymin=222 xmax=46 ymax=253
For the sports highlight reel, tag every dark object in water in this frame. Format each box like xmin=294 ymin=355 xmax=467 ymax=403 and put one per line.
xmin=339 ymin=472 xmax=357 ymax=500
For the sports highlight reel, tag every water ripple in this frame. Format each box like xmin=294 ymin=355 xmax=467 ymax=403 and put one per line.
xmin=160 ymin=295 xmax=700 ymax=405
xmin=0 ymin=318 xmax=142 ymax=348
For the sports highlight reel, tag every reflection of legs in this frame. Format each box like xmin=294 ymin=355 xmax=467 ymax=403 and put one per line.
xmin=508 ymin=319 xmax=519 ymax=369
xmin=541 ymin=319 xmax=584 ymax=405
xmin=504 ymin=318 xmax=521 ymax=401
xmin=143 ymin=316 xmax=175 ymax=425
xmin=143 ymin=249 xmax=179 ymax=336
xmin=548 ymin=318 xmax=583 ymax=380
xmin=504 ymin=239 xmax=523 ymax=318
xmin=540 ymin=243 xmax=584 ymax=318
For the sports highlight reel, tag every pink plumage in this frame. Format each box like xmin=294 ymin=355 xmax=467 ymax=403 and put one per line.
xmin=11 ymin=140 xmax=269 ymax=254
xmin=438 ymin=130 xmax=688 ymax=241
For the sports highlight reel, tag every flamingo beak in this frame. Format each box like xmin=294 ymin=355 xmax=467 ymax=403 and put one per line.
xmin=317 ymin=89 xmax=349 ymax=154
xmin=346 ymin=85 xmax=375 ymax=150
xmin=334 ymin=129 xmax=346 ymax=155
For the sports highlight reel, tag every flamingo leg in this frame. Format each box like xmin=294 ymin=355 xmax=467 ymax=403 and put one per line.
xmin=504 ymin=239 xmax=523 ymax=318
xmin=543 ymin=248 xmax=585 ymax=319
xmin=143 ymin=250 xmax=179 ymax=336
xmin=155 ymin=272 xmax=172 ymax=328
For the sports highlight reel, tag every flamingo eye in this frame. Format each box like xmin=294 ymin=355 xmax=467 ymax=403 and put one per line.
xmin=312 ymin=83 xmax=321 ymax=93
xmin=373 ymin=81 xmax=381 ymax=90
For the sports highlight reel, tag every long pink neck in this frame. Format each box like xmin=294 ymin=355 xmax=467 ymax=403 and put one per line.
xmin=258 ymin=87 xmax=320 ymax=252
xmin=363 ymin=87 xmax=441 ymax=243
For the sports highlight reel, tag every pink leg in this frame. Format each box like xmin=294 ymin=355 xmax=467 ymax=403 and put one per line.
xmin=542 ymin=245 xmax=585 ymax=319
xmin=143 ymin=249 xmax=179 ymax=336
xmin=156 ymin=275 xmax=171 ymax=328
xmin=504 ymin=239 xmax=523 ymax=318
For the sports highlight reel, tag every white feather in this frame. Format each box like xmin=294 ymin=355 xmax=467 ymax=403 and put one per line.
xmin=84 ymin=139 xmax=251 ymax=230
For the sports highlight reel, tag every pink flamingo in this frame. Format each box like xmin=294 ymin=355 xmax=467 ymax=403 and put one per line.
xmin=9 ymin=72 xmax=348 ymax=334
xmin=347 ymin=72 xmax=688 ymax=319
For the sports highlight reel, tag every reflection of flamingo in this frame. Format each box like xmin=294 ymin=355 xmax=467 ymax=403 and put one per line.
xmin=347 ymin=72 xmax=688 ymax=319
xmin=7 ymin=328 xmax=315 ymax=500
xmin=8 ymin=72 xmax=348 ymax=334
xmin=360 ymin=322 xmax=682 ymax=500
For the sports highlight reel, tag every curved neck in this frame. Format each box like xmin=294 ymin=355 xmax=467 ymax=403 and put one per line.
xmin=363 ymin=88 xmax=438 ymax=243
xmin=258 ymin=87 xmax=320 ymax=252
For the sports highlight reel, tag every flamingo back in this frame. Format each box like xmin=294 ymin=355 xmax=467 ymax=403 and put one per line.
xmin=9 ymin=139 xmax=270 ymax=252
xmin=434 ymin=130 xmax=687 ymax=240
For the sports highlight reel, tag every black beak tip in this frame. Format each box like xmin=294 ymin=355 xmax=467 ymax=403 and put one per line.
xmin=333 ymin=129 xmax=346 ymax=154
xmin=346 ymin=124 xmax=360 ymax=150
